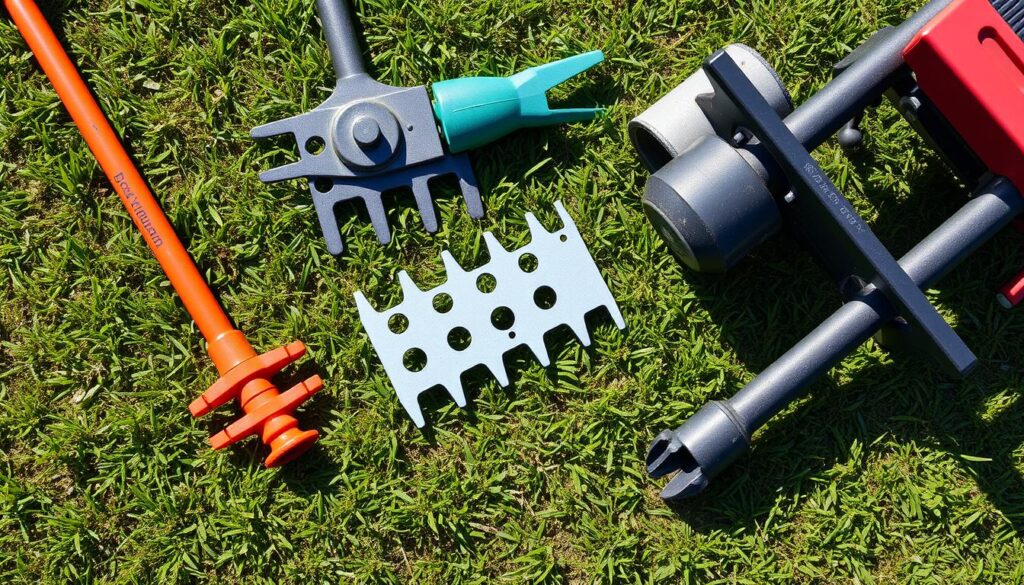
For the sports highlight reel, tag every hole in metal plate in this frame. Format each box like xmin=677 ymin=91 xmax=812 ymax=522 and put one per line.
xmin=447 ymin=327 xmax=472 ymax=351
xmin=388 ymin=313 xmax=409 ymax=334
xmin=476 ymin=273 xmax=497 ymax=293
xmin=403 ymin=348 xmax=427 ymax=372
xmin=534 ymin=286 xmax=557 ymax=310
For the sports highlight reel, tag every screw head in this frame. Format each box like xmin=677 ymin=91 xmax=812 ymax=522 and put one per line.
xmin=353 ymin=116 xmax=383 ymax=148
xmin=332 ymin=102 xmax=403 ymax=169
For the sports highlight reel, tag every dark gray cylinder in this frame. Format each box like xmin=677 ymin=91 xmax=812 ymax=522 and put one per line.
xmin=643 ymin=135 xmax=781 ymax=273
xmin=651 ymin=178 xmax=1022 ymax=499
xmin=784 ymin=0 xmax=952 ymax=149
xmin=728 ymin=178 xmax=1023 ymax=431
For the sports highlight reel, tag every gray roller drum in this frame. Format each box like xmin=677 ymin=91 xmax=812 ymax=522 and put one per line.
xmin=628 ymin=44 xmax=793 ymax=172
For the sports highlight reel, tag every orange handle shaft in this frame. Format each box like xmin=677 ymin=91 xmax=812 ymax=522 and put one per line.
xmin=6 ymin=0 xmax=238 ymax=354
xmin=9 ymin=0 xmax=322 ymax=467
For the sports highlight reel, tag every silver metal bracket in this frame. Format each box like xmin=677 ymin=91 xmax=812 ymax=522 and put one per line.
xmin=355 ymin=201 xmax=626 ymax=427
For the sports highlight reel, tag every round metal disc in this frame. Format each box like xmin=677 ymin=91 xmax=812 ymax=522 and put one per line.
xmin=332 ymin=102 xmax=403 ymax=169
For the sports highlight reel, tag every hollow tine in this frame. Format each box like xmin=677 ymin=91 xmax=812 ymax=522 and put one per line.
xmin=512 ymin=50 xmax=605 ymax=95
xmin=536 ymin=107 xmax=604 ymax=125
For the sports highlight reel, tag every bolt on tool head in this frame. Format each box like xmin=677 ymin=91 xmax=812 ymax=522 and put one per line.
xmin=251 ymin=0 xmax=604 ymax=255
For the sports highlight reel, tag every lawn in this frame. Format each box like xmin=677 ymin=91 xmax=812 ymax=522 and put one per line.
xmin=3 ymin=0 xmax=1024 ymax=582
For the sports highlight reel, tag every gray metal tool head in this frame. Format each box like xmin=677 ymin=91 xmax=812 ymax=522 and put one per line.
xmin=251 ymin=0 xmax=482 ymax=255
xmin=628 ymin=44 xmax=794 ymax=274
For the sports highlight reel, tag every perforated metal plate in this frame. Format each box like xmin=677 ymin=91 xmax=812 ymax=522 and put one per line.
xmin=355 ymin=201 xmax=626 ymax=427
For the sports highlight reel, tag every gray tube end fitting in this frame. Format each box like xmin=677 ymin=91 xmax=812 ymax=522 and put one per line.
xmin=643 ymin=135 xmax=780 ymax=273
xmin=646 ymin=401 xmax=750 ymax=500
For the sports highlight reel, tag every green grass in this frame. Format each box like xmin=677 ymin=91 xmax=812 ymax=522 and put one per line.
xmin=2 ymin=0 xmax=1024 ymax=582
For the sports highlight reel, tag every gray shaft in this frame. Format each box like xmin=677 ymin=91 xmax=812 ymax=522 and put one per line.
xmin=317 ymin=0 xmax=366 ymax=79
xmin=727 ymin=178 xmax=1024 ymax=432
xmin=784 ymin=0 xmax=951 ymax=149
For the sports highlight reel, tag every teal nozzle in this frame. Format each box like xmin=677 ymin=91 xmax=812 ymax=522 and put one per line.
xmin=431 ymin=50 xmax=605 ymax=153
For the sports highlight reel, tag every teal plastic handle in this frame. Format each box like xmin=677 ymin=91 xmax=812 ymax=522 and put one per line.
xmin=432 ymin=50 xmax=605 ymax=153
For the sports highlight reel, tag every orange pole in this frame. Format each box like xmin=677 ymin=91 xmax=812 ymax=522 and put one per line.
xmin=8 ymin=0 xmax=232 ymax=344
xmin=7 ymin=0 xmax=321 ymax=466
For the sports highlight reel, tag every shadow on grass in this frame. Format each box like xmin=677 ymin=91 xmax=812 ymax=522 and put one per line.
xmin=666 ymin=353 xmax=1024 ymax=534
xmin=651 ymin=142 xmax=1024 ymax=531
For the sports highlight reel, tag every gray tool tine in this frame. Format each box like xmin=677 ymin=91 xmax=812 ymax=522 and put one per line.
xmin=251 ymin=0 xmax=485 ymax=254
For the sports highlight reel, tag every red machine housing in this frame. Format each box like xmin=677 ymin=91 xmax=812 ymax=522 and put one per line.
xmin=904 ymin=0 xmax=1024 ymax=306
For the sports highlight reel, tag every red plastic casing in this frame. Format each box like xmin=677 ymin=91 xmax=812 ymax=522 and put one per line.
xmin=905 ymin=0 xmax=1024 ymax=307
xmin=903 ymin=0 xmax=1024 ymax=194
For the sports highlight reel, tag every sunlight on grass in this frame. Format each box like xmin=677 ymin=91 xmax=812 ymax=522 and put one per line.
xmin=2 ymin=0 xmax=1024 ymax=582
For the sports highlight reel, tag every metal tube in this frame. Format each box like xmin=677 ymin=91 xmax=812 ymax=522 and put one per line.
xmin=317 ymin=0 xmax=367 ymax=80
xmin=648 ymin=178 xmax=1023 ymax=499
xmin=727 ymin=0 xmax=977 ymax=430
xmin=784 ymin=0 xmax=952 ymax=149
xmin=728 ymin=177 xmax=1023 ymax=431
xmin=903 ymin=180 xmax=1024 ymax=289
xmin=728 ymin=295 xmax=885 ymax=431
xmin=646 ymin=0 xmax=1020 ymax=500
